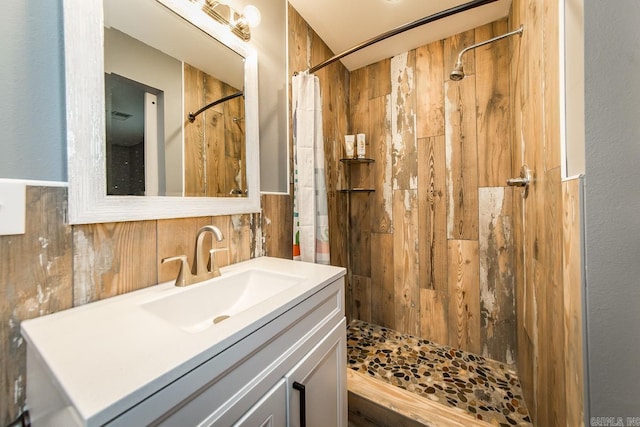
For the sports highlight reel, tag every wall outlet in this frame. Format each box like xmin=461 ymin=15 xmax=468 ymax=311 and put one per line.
xmin=0 ymin=181 xmax=26 ymax=235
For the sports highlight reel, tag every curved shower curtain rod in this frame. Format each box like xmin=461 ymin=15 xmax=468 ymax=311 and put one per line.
xmin=296 ymin=0 xmax=500 ymax=75
xmin=188 ymin=91 xmax=244 ymax=123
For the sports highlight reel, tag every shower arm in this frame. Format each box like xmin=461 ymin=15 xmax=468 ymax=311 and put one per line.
xmin=454 ymin=25 xmax=524 ymax=67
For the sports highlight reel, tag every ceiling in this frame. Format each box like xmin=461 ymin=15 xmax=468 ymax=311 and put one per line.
xmin=287 ymin=0 xmax=512 ymax=71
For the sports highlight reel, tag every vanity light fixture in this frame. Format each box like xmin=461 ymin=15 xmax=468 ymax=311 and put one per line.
xmin=199 ymin=0 xmax=261 ymax=41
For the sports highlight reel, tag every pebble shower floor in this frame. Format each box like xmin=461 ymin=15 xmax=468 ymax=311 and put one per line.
xmin=347 ymin=320 xmax=532 ymax=426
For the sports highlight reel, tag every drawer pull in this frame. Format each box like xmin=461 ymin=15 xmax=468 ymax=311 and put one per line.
xmin=292 ymin=381 xmax=306 ymax=427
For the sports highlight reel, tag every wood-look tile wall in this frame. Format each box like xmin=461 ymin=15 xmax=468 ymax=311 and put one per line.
xmin=290 ymin=3 xmax=585 ymax=425
xmin=510 ymin=0 xmax=585 ymax=425
xmin=288 ymin=4 xmax=350 ymax=270
xmin=345 ymin=19 xmax=517 ymax=364
xmin=0 ymin=187 xmax=289 ymax=424
xmin=184 ymin=63 xmax=246 ymax=197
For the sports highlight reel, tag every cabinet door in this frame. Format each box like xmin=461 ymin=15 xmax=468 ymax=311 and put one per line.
xmin=287 ymin=319 xmax=347 ymax=427
xmin=232 ymin=379 xmax=286 ymax=427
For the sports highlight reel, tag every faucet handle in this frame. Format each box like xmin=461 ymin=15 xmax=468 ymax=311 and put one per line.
xmin=209 ymin=248 xmax=229 ymax=277
xmin=161 ymin=255 xmax=193 ymax=287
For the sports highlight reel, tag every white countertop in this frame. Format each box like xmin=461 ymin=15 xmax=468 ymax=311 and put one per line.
xmin=21 ymin=257 xmax=345 ymax=426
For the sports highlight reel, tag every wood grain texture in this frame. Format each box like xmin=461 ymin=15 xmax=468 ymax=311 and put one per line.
xmin=350 ymin=87 xmax=369 ymax=137
xmin=562 ymin=178 xmax=585 ymax=427
xmin=221 ymin=85 xmax=246 ymax=197
xmin=447 ymin=240 xmax=480 ymax=354
xmin=475 ymin=20 xmax=513 ymax=187
xmin=444 ymin=29 xmax=476 ymax=80
xmin=509 ymin=0 xmax=578 ymax=424
xmin=350 ymin=67 xmax=368 ymax=113
xmin=287 ymin=4 xmax=310 ymax=73
xmin=393 ymin=190 xmax=420 ymax=336
xmin=445 ymin=76 xmax=478 ymax=240
xmin=73 ymin=220 xmax=157 ymax=305
xmin=369 ymin=95 xmax=393 ymax=234
xmin=184 ymin=63 xmax=206 ymax=196
xmin=391 ymin=51 xmax=418 ymax=191
xmin=205 ymin=107 xmax=225 ymax=197
xmin=288 ymin=4 xmax=350 ymax=270
xmin=348 ymin=391 xmax=425 ymax=427
xmin=0 ymin=185 xmax=266 ymax=424
xmin=415 ymin=40 xmax=445 ymax=139
xmin=418 ymin=136 xmax=447 ymax=292
xmin=350 ymin=193 xmax=372 ymax=277
xmin=367 ymin=59 xmax=391 ymax=100
xmin=542 ymin=167 xmax=566 ymax=427
xmin=517 ymin=0 xmax=546 ymax=422
xmin=347 ymin=370 xmax=494 ymax=427
xmin=0 ymin=187 xmax=72 ymax=423
xmin=371 ymin=232 xmax=394 ymax=328
xmin=157 ymin=217 xmax=210 ymax=283
xmin=419 ymin=289 xmax=449 ymax=345
xmin=340 ymin=15 xmax=514 ymax=362
xmin=478 ymin=187 xmax=515 ymax=364
xmin=227 ymin=214 xmax=254 ymax=265
xmin=351 ymin=274 xmax=372 ymax=323
xmin=184 ymin=65 xmax=247 ymax=198
xmin=261 ymin=194 xmax=292 ymax=259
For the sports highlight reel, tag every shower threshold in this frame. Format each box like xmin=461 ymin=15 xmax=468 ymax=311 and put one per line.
xmin=346 ymin=320 xmax=532 ymax=427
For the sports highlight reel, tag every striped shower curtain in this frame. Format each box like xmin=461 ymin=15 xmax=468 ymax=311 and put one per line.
xmin=291 ymin=71 xmax=330 ymax=264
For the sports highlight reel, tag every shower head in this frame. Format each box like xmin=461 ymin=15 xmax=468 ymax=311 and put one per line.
xmin=450 ymin=62 xmax=465 ymax=81
xmin=449 ymin=25 xmax=524 ymax=81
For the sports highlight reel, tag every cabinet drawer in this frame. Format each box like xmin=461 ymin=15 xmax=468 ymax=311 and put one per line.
xmin=108 ymin=278 xmax=344 ymax=426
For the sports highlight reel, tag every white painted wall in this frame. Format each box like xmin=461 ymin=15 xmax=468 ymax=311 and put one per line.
xmin=584 ymin=0 xmax=640 ymax=419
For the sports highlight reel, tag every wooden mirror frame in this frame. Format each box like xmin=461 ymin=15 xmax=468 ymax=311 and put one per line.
xmin=63 ymin=0 xmax=260 ymax=224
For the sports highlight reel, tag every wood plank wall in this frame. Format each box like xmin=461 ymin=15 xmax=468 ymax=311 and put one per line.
xmin=288 ymin=6 xmax=585 ymax=425
xmin=510 ymin=0 xmax=585 ymax=425
xmin=288 ymin=4 xmax=350 ymax=271
xmin=184 ymin=63 xmax=246 ymax=197
xmin=345 ymin=19 xmax=517 ymax=364
xmin=0 ymin=188 xmax=290 ymax=424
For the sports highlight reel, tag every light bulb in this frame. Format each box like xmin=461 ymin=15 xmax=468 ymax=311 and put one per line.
xmin=242 ymin=5 xmax=261 ymax=28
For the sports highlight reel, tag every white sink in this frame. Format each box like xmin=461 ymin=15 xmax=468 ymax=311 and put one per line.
xmin=141 ymin=269 xmax=305 ymax=333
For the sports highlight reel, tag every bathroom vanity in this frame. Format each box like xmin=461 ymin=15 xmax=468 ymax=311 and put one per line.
xmin=21 ymin=257 xmax=346 ymax=426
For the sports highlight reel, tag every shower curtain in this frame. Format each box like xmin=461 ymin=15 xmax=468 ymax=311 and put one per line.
xmin=291 ymin=71 xmax=330 ymax=264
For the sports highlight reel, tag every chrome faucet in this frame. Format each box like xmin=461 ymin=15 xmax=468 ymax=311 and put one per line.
xmin=161 ymin=225 xmax=227 ymax=287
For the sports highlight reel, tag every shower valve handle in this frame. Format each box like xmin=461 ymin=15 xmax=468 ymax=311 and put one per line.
xmin=507 ymin=165 xmax=531 ymax=188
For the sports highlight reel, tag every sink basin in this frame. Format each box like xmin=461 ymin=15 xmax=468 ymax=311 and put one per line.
xmin=141 ymin=269 xmax=305 ymax=333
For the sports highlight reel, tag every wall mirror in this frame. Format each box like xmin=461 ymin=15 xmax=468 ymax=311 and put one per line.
xmin=64 ymin=0 xmax=260 ymax=224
